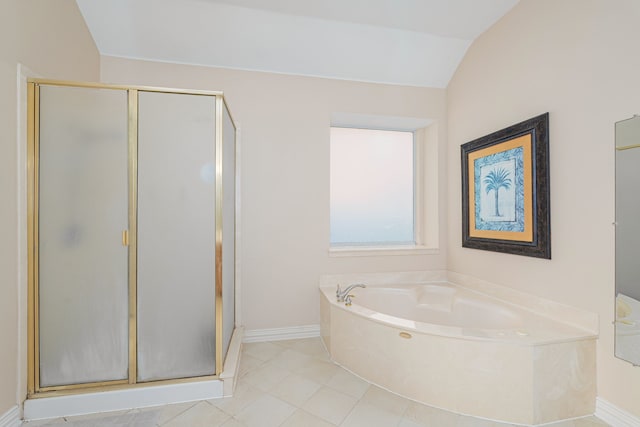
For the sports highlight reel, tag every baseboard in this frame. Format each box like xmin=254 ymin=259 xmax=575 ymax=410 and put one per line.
xmin=0 ymin=406 xmax=20 ymax=427
xmin=243 ymin=325 xmax=320 ymax=343
xmin=596 ymin=397 xmax=640 ymax=427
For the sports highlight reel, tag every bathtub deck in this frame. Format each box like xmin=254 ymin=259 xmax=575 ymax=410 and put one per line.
xmin=320 ymin=281 xmax=597 ymax=426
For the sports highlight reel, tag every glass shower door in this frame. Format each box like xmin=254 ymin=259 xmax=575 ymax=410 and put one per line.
xmin=37 ymin=85 xmax=130 ymax=387
xmin=30 ymin=81 xmax=234 ymax=395
xmin=221 ymin=102 xmax=236 ymax=360
xmin=136 ymin=91 xmax=217 ymax=381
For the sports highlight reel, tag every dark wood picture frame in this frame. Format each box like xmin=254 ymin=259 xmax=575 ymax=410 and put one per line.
xmin=461 ymin=113 xmax=550 ymax=259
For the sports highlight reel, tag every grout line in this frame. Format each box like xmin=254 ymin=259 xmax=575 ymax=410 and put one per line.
xmin=155 ymin=401 xmax=197 ymax=427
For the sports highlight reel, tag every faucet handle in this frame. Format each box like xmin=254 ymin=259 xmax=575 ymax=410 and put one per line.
xmin=345 ymin=294 xmax=355 ymax=306
xmin=336 ymin=284 xmax=342 ymax=300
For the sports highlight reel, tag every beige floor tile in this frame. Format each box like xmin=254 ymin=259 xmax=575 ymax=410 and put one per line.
xmin=340 ymin=401 xmax=403 ymax=427
xmin=270 ymin=348 xmax=315 ymax=371
xmin=276 ymin=338 xmax=314 ymax=349
xmin=162 ymin=401 xmax=229 ymax=427
xmin=238 ymin=360 xmax=291 ymax=392
xmin=314 ymin=351 xmax=332 ymax=363
xmin=59 ymin=409 xmax=132 ymax=422
xmin=292 ymin=358 xmax=341 ymax=385
xmin=456 ymin=414 xmax=517 ymax=427
xmin=123 ymin=410 xmax=160 ymax=426
xmin=269 ymin=373 xmax=323 ymax=407
xmin=541 ymin=422 xmax=574 ymax=427
xmin=208 ymin=382 xmax=263 ymax=416
xmin=398 ymin=419 xmax=426 ymax=427
xmin=22 ymin=418 xmax=67 ymax=426
xmin=404 ymin=402 xmax=461 ymax=426
xmin=573 ymin=416 xmax=612 ymax=426
xmin=241 ymin=342 xmax=285 ymax=362
xmin=237 ymin=353 xmax=265 ymax=378
xmin=136 ymin=401 xmax=196 ymax=426
xmin=282 ymin=338 xmax=330 ymax=358
xmin=280 ymin=409 xmax=337 ymax=427
xmin=219 ymin=418 xmax=247 ymax=427
xmin=358 ymin=385 xmax=410 ymax=416
xmin=234 ymin=395 xmax=296 ymax=427
xmin=325 ymin=369 xmax=370 ymax=399
xmin=542 ymin=417 xmax=612 ymax=427
xmin=64 ymin=411 xmax=155 ymax=426
xmin=454 ymin=413 xmax=608 ymax=427
xmin=302 ymin=386 xmax=358 ymax=425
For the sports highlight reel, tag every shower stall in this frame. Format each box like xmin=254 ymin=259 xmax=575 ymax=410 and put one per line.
xmin=26 ymin=80 xmax=238 ymax=404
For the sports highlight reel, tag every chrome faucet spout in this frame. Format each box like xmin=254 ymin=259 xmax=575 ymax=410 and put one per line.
xmin=336 ymin=283 xmax=366 ymax=302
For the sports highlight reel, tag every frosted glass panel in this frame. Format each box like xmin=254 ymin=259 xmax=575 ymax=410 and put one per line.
xmin=38 ymin=85 xmax=129 ymax=387
xmin=137 ymin=91 xmax=216 ymax=381
xmin=330 ymin=127 xmax=415 ymax=244
xmin=222 ymin=103 xmax=236 ymax=360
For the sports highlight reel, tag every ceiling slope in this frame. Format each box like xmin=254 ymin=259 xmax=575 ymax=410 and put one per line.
xmin=76 ymin=0 xmax=518 ymax=88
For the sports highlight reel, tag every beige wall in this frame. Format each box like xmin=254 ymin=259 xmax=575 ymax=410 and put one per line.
xmin=447 ymin=0 xmax=640 ymax=417
xmin=0 ymin=0 xmax=99 ymax=415
xmin=9 ymin=0 xmax=637 ymax=419
xmin=101 ymin=56 xmax=448 ymax=331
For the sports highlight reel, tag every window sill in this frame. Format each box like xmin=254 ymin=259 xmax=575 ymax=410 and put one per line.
xmin=328 ymin=245 xmax=439 ymax=257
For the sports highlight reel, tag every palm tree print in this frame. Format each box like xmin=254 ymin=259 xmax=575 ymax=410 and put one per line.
xmin=483 ymin=167 xmax=512 ymax=217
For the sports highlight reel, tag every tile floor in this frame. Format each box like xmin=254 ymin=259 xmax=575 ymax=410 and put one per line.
xmin=23 ymin=338 xmax=610 ymax=427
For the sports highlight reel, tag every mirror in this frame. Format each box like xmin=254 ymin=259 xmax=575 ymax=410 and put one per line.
xmin=615 ymin=115 xmax=640 ymax=366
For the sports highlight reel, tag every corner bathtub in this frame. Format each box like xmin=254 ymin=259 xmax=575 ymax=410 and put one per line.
xmin=319 ymin=281 xmax=597 ymax=426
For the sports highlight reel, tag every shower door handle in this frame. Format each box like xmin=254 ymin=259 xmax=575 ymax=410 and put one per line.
xmin=122 ymin=230 xmax=129 ymax=246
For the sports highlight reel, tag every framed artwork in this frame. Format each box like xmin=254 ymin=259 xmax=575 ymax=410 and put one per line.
xmin=461 ymin=113 xmax=550 ymax=259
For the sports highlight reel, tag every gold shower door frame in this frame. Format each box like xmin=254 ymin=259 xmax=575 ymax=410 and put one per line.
xmin=27 ymin=79 xmax=236 ymax=397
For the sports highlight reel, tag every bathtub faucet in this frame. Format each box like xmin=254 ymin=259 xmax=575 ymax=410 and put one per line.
xmin=336 ymin=283 xmax=366 ymax=302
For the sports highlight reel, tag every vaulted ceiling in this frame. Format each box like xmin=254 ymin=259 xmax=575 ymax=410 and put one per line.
xmin=75 ymin=0 xmax=519 ymax=88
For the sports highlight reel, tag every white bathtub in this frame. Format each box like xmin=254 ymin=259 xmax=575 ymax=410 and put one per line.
xmin=348 ymin=283 xmax=523 ymax=330
xmin=320 ymin=275 xmax=597 ymax=426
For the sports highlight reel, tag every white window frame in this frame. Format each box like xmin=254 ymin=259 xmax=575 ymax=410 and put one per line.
xmin=328 ymin=113 xmax=439 ymax=257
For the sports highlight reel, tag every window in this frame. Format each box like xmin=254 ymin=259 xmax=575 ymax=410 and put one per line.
xmin=330 ymin=127 xmax=415 ymax=246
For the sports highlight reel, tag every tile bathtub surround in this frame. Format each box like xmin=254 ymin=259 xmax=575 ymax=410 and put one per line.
xmin=22 ymin=338 xmax=610 ymax=427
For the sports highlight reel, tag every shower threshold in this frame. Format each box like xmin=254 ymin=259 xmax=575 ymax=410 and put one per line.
xmin=24 ymin=327 xmax=243 ymax=422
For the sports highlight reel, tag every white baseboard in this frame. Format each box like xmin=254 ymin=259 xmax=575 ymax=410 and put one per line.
xmin=596 ymin=397 xmax=640 ymax=427
xmin=0 ymin=406 xmax=20 ymax=427
xmin=243 ymin=325 xmax=320 ymax=343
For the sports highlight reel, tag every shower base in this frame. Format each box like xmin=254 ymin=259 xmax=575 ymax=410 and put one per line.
xmin=24 ymin=327 xmax=243 ymax=421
